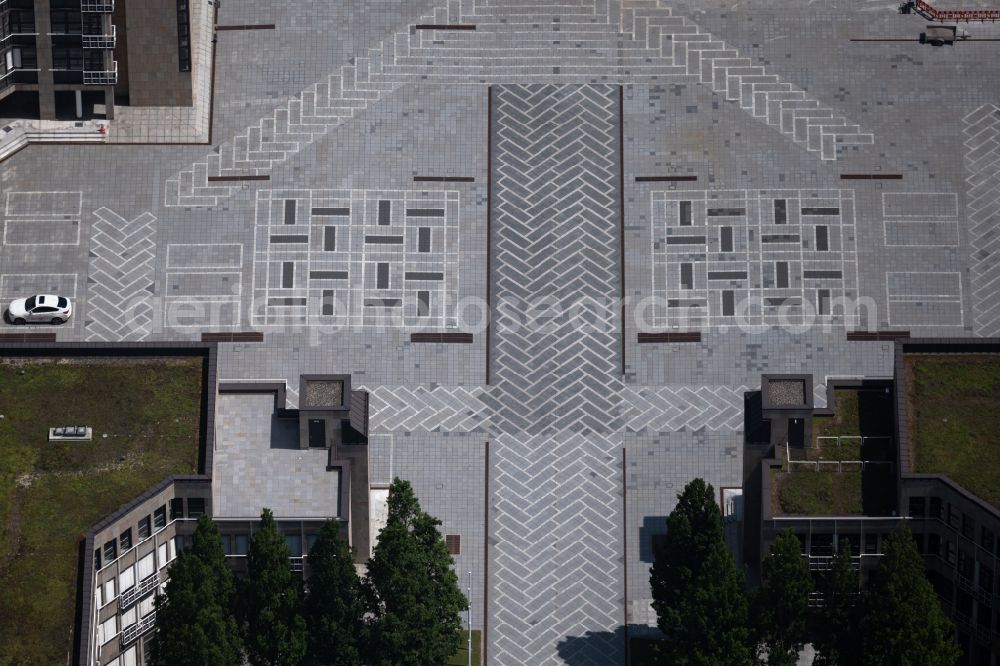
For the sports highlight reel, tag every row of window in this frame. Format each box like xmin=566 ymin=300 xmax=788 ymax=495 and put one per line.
xmin=0 ymin=9 xmax=34 ymax=35
xmin=96 ymin=539 xmax=178 ymax=609
xmin=176 ymin=0 xmax=191 ymax=72
xmin=97 ymin=591 xmax=156 ymax=646
xmin=95 ymin=498 xmax=205 ymax=570
xmin=3 ymin=46 xmax=110 ymax=73
xmin=909 ymin=496 xmax=998 ymax=556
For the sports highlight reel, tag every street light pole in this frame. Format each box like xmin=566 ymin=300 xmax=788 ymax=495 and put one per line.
xmin=467 ymin=570 xmax=473 ymax=666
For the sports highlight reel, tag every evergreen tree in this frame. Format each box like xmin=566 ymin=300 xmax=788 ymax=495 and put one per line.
xmin=364 ymin=477 xmax=467 ymax=666
xmin=240 ymin=508 xmax=308 ymax=666
xmin=863 ymin=525 xmax=960 ymax=666
xmin=813 ymin=539 xmax=862 ymax=666
xmin=149 ymin=514 xmax=242 ymax=666
xmin=303 ymin=519 xmax=364 ymax=666
xmin=649 ymin=478 xmax=753 ymax=666
xmin=754 ymin=529 xmax=813 ymax=666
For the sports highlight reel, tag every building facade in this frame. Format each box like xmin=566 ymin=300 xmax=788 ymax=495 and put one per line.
xmin=749 ymin=339 xmax=1000 ymax=666
xmin=0 ymin=0 xmax=198 ymax=120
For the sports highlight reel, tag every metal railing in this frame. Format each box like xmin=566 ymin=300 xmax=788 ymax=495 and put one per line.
xmin=81 ymin=0 xmax=114 ymax=12
xmin=908 ymin=0 xmax=1000 ymax=21
xmin=83 ymin=60 xmax=116 ymax=84
xmin=786 ymin=435 xmax=894 ymax=472
xmin=82 ymin=25 xmax=115 ymax=49
xmin=119 ymin=572 xmax=159 ymax=610
xmin=120 ymin=611 xmax=156 ymax=648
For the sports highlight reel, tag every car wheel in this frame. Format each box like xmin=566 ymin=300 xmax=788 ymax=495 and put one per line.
xmin=51 ymin=317 xmax=64 ymax=325
xmin=13 ymin=318 xmax=25 ymax=325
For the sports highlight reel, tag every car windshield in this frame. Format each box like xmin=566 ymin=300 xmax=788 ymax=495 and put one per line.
xmin=57 ymin=297 xmax=68 ymax=308
xmin=25 ymin=296 xmax=36 ymax=309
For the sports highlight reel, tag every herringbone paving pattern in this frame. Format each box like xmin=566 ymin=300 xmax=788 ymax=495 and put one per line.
xmin=165 ymin=0 xmax=872 ymax=208
xmin=487 ymin=83 xmax=624 ymax=664
xmin=85 ymin=208 xmax=157 ymax=341
xmin=964 ymin=104 xmax=1000 ymax=337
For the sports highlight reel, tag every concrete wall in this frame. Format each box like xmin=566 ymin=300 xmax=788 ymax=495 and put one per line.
xmin=120 ymin=0 xmax=192 ymax=106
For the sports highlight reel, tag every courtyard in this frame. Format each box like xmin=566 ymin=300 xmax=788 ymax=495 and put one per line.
xmin=0 ymin=0 xmax=998 ymax=662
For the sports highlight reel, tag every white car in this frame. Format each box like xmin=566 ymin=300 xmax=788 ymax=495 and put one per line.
xmin=7 ymin=295 xmax=72 ymax=325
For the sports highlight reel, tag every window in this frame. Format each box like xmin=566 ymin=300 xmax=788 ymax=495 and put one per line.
xmin=121 ymin=606 xmax=137 ymax=630
xmin=221 ymin=534 xmax=232 ymax=556
xmin=173 ymin=535 xmax=185 ymax=557
xmin=945 ymin=540 xmax=956 ymax=565
xmin=928 ymin=533 xmax=941 ymax=556
xmin=285 ymin=534 xmax=302 ymax=558
xmin=99 ymin=616 xmax=117 ymax=645
xmin=138 ymin=515 xmax=151 ymax=540
xmin=153 ymin=505 xmax=166 ymax=530
xmin=103 ymin=539 xmax=117 ymax=563
xmin=980 ymin=564 xmax=994 ymax=596
xmin=103 ymin=578 xmax=116 ymax=605
xmin=948 ymin=504 xmax=960 ymax=529
xmin=158 ymin=543 xmax=168 ymax=568
xmin=138 ymin=593 xmax=156 ymax=618
xmin=94 ymin=548 xmax=102 ymax=570
xmin=83 ymin=50 xmax=104 ymax=72
xmin=446 ymin=534 xmax=461 ymax=556
xmin=137 ymin=552 xmax=155 ymax=581
xmin=49 ymin=9 xmax=82 ymax=34
xmin=307 ymin=534 xmax=319 ymax=554
xmin=50 ymin=46 xmax=82 ymax=70
xmin=4 ymin=10 xmax=35 ymax=34
xmin=176 ymin=0 xmax=191 ymax=71
xmin=930 ymin=497 xmax=943 ymax=519
xmin=962 ymin=514 xmax=975 ymax=540
xmin=169 ymin=498 xmax=184 ymax=520
xmin=187 ymin=497 xmax=205 ymax=518
xmin=119 ymin=528 xmax=132 ymax=552
xmin=120 ymin=645 xmax=137 ymax=666
xmin=908 ymin=496 xmax=926 ymax=517
xmin=119 ymin=565 xmax=135 ymax=591
xmin=958 ymin=549 xmax=975 ymax=580
xmin=982 ymin=526 xmax=996 ymax=554
xmin=234 ymin=535 xmax=248 ymax=556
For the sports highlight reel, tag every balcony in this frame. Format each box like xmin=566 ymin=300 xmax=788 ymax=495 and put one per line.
xmin=83 ymin=60 xmax=116 ymax=85
xmin=80 ymin=0 xmax=113 ymax=12
xmin=82 ymin=24 xmax=114 ymax=49
xmin=119 ymin=611 xmax=156 ymax=648
xmin=118 ymin=572 xmax=159 ymax=610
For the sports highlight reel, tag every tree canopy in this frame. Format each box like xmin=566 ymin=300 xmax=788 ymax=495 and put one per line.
xmin=149 ymin=514 xmax=242 ymax=666
xmin=240 ymin=508 xmax=308 ymax=666
xmin=649 ymin=478 xmax=753 ymax=666
xmin=862 ymin=526 xmax=960 ymax=666
xmin=364 ymin=477 xmax=467 ymax=666
xmin=303 ymin=519 xmax=364 ymax=666
xmin=754 ymin=529 xmax=813 ymax=666
xmin=812 ymin=539 xmax=863 ymax=666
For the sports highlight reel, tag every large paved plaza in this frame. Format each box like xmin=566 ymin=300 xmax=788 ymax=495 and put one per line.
xmin=2 ymin=0 xmax=998 ymax=662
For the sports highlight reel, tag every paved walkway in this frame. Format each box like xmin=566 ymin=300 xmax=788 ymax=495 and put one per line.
xmin=487 ymin=84 xmax=624 ymax=664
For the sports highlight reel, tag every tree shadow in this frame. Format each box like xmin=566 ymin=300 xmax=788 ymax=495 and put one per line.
xmin=555 ymin=627 xmax=628 ymax=665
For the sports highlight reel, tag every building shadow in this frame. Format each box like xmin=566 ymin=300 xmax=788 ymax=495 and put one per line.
xmin=638 ymin=516 xmax=668 ymax=563
xmin=269 ymin=412 xmax=299 ymax=449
